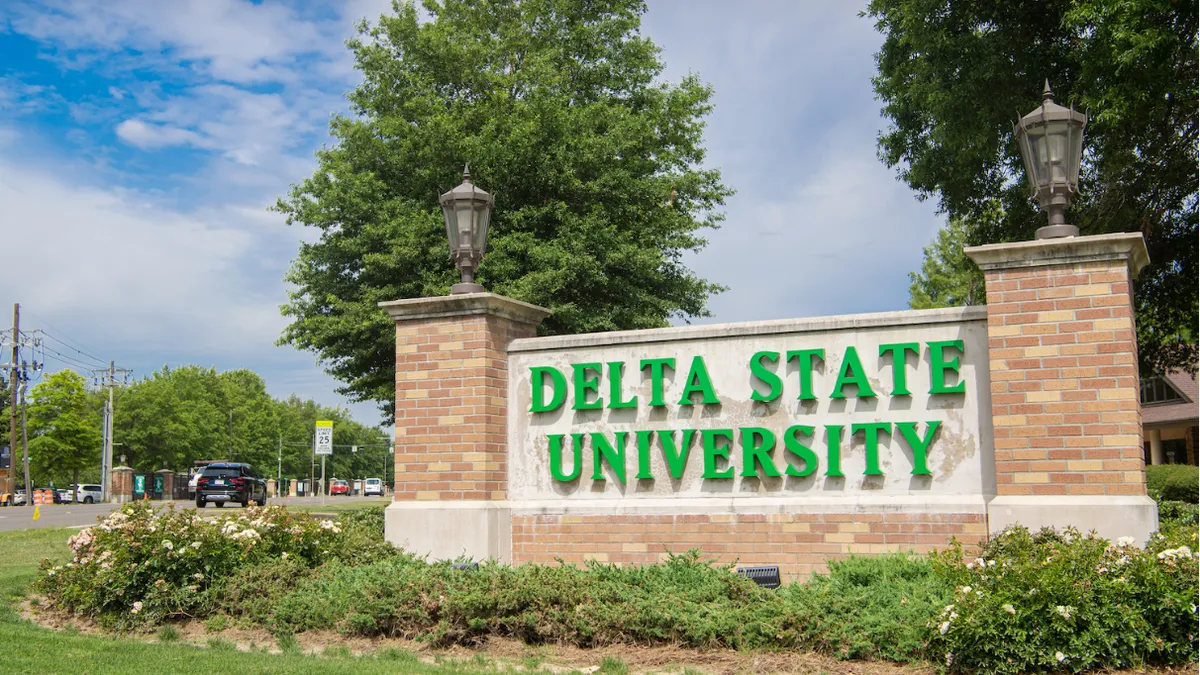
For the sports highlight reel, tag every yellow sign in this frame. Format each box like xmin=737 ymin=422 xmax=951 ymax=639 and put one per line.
xmin=315 ymin=420 xmax=334 ymax=455
xmin=32 ymin=505 xmax=40 ymax=521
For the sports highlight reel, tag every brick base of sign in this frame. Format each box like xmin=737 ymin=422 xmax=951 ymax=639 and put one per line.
xmin=510 ymin=512 xmax=987 ymax=579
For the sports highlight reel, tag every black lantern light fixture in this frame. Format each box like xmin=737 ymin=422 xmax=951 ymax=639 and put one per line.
xmin=440 ymin=165 xmax=494 ymax=294
xmin=1014 ymin=80 xmax=1088 ymax=240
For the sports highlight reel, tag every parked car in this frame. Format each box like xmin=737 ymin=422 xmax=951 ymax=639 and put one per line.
xmin=75 ymin=484 xmax=103 ymax=504
xmin=57 ymin=489 xmax=73 ymax=503
xmin=363 ymin=478 xmax=384 ymax=496
xmin=11 ymin=490 xmax=25 ymax=506
xmin=195 ymin=462 xmax=267 ymax=508
xmin=330 ymin=479 xmax=350 ymax=496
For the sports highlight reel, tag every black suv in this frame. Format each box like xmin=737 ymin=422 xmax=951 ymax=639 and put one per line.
xmin=195 ymin=462 xmax=268 ymax=508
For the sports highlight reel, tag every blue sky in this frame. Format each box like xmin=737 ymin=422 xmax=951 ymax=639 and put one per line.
xmin=0 ymin=0 xmax=944 ymax=427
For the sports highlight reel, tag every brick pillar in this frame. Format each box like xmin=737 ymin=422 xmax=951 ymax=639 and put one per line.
xmin=111 ymin=466 xmax=133 ymax=504
xmin=155 ymin=469 xmax=173 ymax=500
xmin=379 ymin=293 xmax=550 ymax=561
xmin=966 ymin=233 xmax=1157 ymax=542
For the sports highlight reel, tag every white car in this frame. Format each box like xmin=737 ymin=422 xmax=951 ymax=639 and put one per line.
xmin=363 ymin=478 xmax=384 ymax=496
xmin=75 ymin=484 xmax=103 ymax=504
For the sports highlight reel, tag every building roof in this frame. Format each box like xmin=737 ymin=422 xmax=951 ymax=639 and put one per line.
xmin=1142 ymin=369 xmax=1199 ymax=428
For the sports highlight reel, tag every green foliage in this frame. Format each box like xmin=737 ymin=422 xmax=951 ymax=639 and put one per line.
xmin=275 ymin=0 xmax=731 ymax=419
xmin=1146 ymin=464 xmax=1200 ymax=504
xmin=34 ymin=502 xmax=403 ymax=629
xmin=35 ymin=510 xmax=1199 ymax=673
xmin=930 ymin=526 xmax=1199 ymax=673
xmin=113 ymin=364 xmax=389 ymax=478
xmin=783 ymin=553 xmax=950 ymax=661
xmin=276 ymin=631 xmax=300 ymax=653
xmin=908 ymin=217 xmax=986 ymax=310
xmin=868 ymin=0 xmax=1198 ymax=375
xmin=157 ymin=625 xmax=179 ymax=642
xmin=597 ymin=656 xmax=628 ymax=675
xmin=26 ymin=370 xmax=102 ymax=488
xmin=243 ymin=550 xmax=782 ymax=648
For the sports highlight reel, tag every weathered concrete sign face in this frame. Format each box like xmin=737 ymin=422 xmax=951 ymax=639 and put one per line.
xmin=508 ymin=308 xmax=995 ymax=505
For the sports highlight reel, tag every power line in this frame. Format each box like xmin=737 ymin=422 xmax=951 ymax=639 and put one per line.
xmin=37 ymin=330 xmax=107 ymax=368
xmin=39 ymin=344 xmax=102 ymax=372
xmin=20 ymin=309 xmax=108 ymax=367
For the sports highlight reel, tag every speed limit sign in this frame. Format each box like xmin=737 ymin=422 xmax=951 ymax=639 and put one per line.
xmin=314 ymin=420 xmax=333 ymax=455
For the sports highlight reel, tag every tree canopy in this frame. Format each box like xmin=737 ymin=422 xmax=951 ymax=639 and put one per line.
xmin=27 ymin=370 xmax=100 ymax=490
xmin=869 ymin=0 xmax=1197 ymax=373
xmin=113 ymin=365 xmax=389 ymax=484
xmin=275 ymin=0 xmax=730 ymax=419
xmin=17 ymin=365 xmax=388 ymax=489
xmin=908 ymin=216 xmax=985 ymax=310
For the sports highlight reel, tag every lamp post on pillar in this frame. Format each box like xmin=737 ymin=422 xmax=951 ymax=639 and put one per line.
xmin=440 ymin=166 xmax=494 ymax=294
xmin=379 ymin=166 xmax=549 ymax=559
xmin=1014 ymin=80 xmax=1088 ymax=240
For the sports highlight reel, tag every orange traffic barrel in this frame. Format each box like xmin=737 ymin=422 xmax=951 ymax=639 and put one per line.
xmin=32 ymin=490 xmax=42 ymax=505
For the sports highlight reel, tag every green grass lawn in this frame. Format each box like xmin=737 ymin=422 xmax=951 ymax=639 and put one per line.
xmin=0 ymin=528 xmax=578 ymax=675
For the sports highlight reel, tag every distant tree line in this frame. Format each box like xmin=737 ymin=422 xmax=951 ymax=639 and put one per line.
xmin=7 ymin=366 xmax=390 ymax=489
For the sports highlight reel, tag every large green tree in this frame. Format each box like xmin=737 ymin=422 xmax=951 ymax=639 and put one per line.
xmin=112 ymin=365 xmax=389 ymax=485
xmin=27 ymin=371 xmax=101 ymax=490
xmin=275 ymin=0 xmax=730 ymax=419
xmin=869 ymin=0 xmax=1197 ymax=374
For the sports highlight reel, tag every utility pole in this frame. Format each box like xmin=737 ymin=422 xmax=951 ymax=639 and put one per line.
xmin=92 ymin=361 xmax=132 ymax=503
xmin=277 ymin=433 xmax=282 ymax=498
xmin=228 ymin=410 xmax=234 ymax=461
xmin=8 ymin=303 xmax=18 ymax=497
xmin=20 ymin=382 xmax=29 ymax=506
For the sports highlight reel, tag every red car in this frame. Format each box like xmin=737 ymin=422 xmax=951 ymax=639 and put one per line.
xmin=329 ymin=480 xmax=350 ymax=496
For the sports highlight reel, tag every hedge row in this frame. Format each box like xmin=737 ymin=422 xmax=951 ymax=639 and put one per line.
xmin=35 ymin=504 xmax=1199 ymax=674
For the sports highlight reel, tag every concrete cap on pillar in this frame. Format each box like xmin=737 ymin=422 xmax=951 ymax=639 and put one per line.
xmin=964 ymin=232 xmax=1150 ymax=278
xmin=378 ymin=292 xmax=551 ymax=325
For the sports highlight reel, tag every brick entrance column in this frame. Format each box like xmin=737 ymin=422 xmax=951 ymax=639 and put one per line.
xmin=379 ymin=293 xmax=550 ymax=561
xmin=965 ymin=233 xmax=1157 ymax=541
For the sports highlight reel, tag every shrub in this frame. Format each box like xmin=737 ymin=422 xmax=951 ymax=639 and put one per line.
xmin=263 ymin=551 xmax=783 ymax=648
xmin=1147 ymin=464 xmax=1199 ymax=504
xmin=929 ymin=526 xmax=1198 ymax=674
xmin=1158 ymin=500 xmax=1200 ymax=537
xmin=33 ymin=502 xmax=398 ymax=628
xmin=781 ymin=553 xmax=951 ymax=661
xmin=35 ymin=503 xmax=1199 ymax=673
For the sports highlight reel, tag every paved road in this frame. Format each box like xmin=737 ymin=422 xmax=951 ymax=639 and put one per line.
xmin=0 ymin=495 xmax=385 ymax=532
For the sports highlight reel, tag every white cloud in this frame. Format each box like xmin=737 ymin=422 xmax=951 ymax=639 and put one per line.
xmin=115 ymin=119 xmax=206 ymax=149
xmin=4 ymin=0 xmax=336 ymax=84
xmin=0 ymin=158 xmax=267 ymax=347
xmin=643 ymin=1 xmax=943 ymax=324
xmin=0 ymin=153 xmax=384 ymax=423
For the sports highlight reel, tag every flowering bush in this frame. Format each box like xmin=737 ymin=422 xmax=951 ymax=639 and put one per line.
xmin=929 ymin=526 xmax=1199 ymax=673
xmin=34 ymin=502 xmax=371 ymax=628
